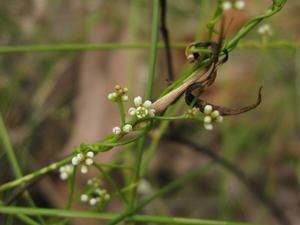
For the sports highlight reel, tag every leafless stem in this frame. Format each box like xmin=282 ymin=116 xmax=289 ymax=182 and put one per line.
xmin=159 ymin=0 xmax=174 ymax=83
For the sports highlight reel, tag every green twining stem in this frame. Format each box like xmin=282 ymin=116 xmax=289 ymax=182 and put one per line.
xmin=0 ymin=206 xmax=264 ymax=225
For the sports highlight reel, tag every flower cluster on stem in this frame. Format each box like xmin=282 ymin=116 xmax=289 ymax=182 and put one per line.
xmin=80 ymin=178 xmax=110 ymax=206
xmin=258 ymin=24 xmax=273 ymax=36
xmin=203 ymin=105 xmax=223 ymax=130
xmin=59 ymin=165 xmax=74 ymax=180
xmin=71 ymin=151 xmax=95 ymax=174
xmin=107 ymin=85 xmax=129 ymax=102
xmin=128 ymin=96 xmax=155 ymax=119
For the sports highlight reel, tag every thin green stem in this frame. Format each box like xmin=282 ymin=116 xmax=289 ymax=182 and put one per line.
xmin=206 ymin=0 xmax=223 ymax=41
xmin=16 ymin=214 xmax=40 ymax=225
xmin=0 ymin=206 xmax=264 ymax=225
xmin=128 ymin=0 xmax=160 ymax=211
xmin=117 ymin=100 xmax=126 ymax=126
xmin=145 ymin=0 xmax=160 ymax=100
xmin=0 ymin=113 xmax=47 ymax=225
xmin=225 ymin=0 xmax=287 ymax=50
xmin=99 ymin=163 xmax=133 ymax=171
xmin=94 ymin=163 xmax=128 ymax=205
xmin=106 ymin=163 xmax=212 ymax=225
xmin=0 ymin=113 xmax=22 ymax=178
xmin=66 ymin=167 xmax=76 ymax=209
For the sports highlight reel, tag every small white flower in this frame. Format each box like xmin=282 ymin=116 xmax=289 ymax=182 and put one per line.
xmin=134 ymin=96 xmax=143 ymax=107
xmin=85 ymin=158 xmax=93 ymax=166
xmin=59 ymin=165 xmax=74 ymax=180
xmin=121 ymin=95 xmax=128 ymax=101
xmin=258 ymin=24 xmax=272 ymax=36
xmin=137 ymin=179 xmax=153 ymax=195
xmin=143 ymin=100 xmax=152 ymax=108
xmin=76 ymin=153 xmax=84 ymax=161
xmin=204 ymin=105 xmax=213 ymax=115
xmin=112 ymin=126 xmax=121 ymax=135
xmin=136 ymin=106 xmax=148 ymax=118
xmin=80 ymin=165 xmax=88 ymax=174
xmin=222 ymin=1 xmax=232 ymax=11
xmin=60 ymin=172 xmax=68 ymax=180
xmin=216 ymin=115 xmax=223 ymax=123
xmin=204 ymin=123 xmax=214 ymax=131
xmin=128 ymin=107 xmax=136 ymax=116
xmin=234 ymin=0 xmax=245 ymax=10
xmin=204 ymin=116 xmax=212 ymax=123
xmin=80 ymin=194 xmax=89 ymax=202
xmin=122 ymin=124 xmax=133 ymax=133
xmin=86 ymin=151 xmax=94 ymax=158
xmin=211 ymin=110 xmax=220 ymax=118
xmin=89 ymin=198 xmax=98 ymax=206
xmin=107 ymin=92 xmax=117 ymax=101
xmin=71 ymin=157 xmax=79 ymax=166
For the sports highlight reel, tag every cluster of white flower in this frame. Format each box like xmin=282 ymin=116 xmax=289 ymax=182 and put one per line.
xmin=203 ymin=105 xmax=223 ymax=130
xmin=128 ymin=96 xmax=155 ymax=119
xmin=80 ymin=178 xmax=110 ymax=206
xmin=59 ymin=164 xmax=74 ymax=180
xmin=107 ymin=85 xmax=129 ymax=102
xmin=71 ymin=151 xmax=94 ymax=174
xmin=112 ymin=123 xmax=133 ymax=135
xmin=185 ymin=107 xmax=198 ymax=118
xmin=222 ymin=0 xmax=245 ymax=11
xmin=257 ymin=24 xmax=272 ymax=36
xmin=80 ymin=189 xmax=110 ymax=206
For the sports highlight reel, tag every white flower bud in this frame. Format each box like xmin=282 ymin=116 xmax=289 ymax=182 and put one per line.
xmin=222 ymin=1 xmax=232 ymax=11
xmin=216 ymin=115 xmax=223 ymax=123
xmin=143 ymin=100 xmax=152 ymax=108
xmin=204 ymin=116 xmax=212 ymax=123
xmin=128 ymin=107 xmax=136 ymax=116
xmin=80 ymin=194 xmax=89 ymax=202
xmin=76 ymin=153 xmax=84 ymax=161
xmin=89 ymin=198 xmax=97 ymax=206
xmin=80 ymin=165 xmax=88 ymax=174
xmin=122 ymin=124 xmax=133 ymax=133
xmin=86 ymin=151 xmax=94 ymax=158
xmin=234 ymin=0 xmax=245 ymax=10
xmin=107 ymin=92 xmax=117 ymax=100
xmin=204 ymin=105 xmax=213 ymax=115
xmin=121 ymin=95 xmax=128 ymax=101
xmin=134 ymin=96 xmax=143 ymax=107
xmin=211 ymin=110 xmax=220 ymax=118
xmin=204 ymin=123 xmax=214 ymax=131
xmin=60 ymin=172 xmax=68 ymax=180
xmin=85 ymin=158 xmax=93 ymax=166
xmin=112 ymin=126 xmax=121 ymax=135
xmin=65 ymin=165 xmax=73 ymax=172
xmin=71 ymin=157 xmax=79 ymax=166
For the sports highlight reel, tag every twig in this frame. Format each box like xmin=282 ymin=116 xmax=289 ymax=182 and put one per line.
xmin=159 ymin=0 xmax=174 ymax=83
xmin=165 ymin=135 xmax=291 ymax=225
xmin=4 ymin=176 xmax=44 ymax=205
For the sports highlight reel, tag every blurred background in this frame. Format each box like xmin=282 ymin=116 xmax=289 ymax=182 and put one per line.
xmin=0 ymin=0 xmax=299 ymax=225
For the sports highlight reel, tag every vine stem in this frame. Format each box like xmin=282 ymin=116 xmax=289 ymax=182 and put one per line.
xmin=0 ymin=40 xmax=298 ymax=54
xmin=0 ymin=113 xmax=47 ymax=225
xmin=0 ymin=206 xmax=263 ymax=225
xmin=105 ymin=163 xmax=212 ymax=225
xmin=128 ymin=0 xmax=160 ymax=211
